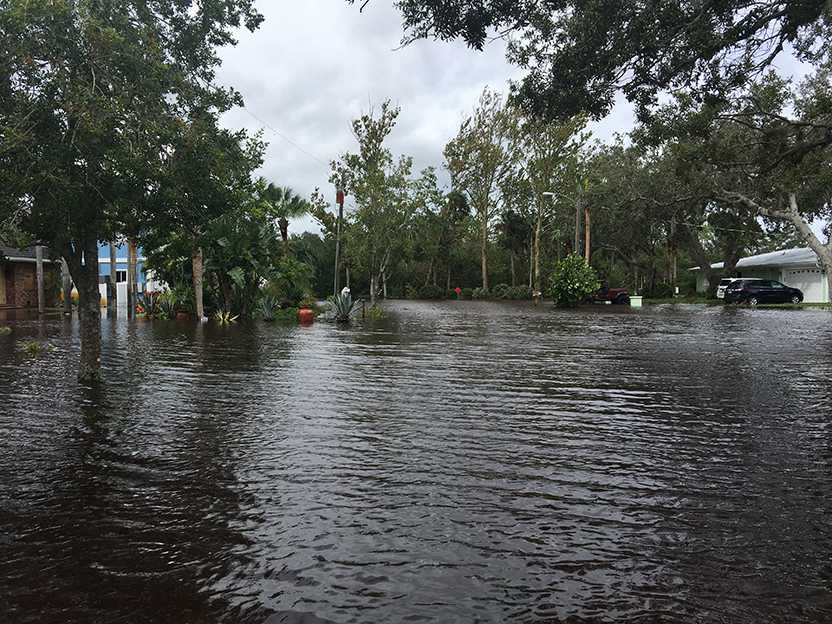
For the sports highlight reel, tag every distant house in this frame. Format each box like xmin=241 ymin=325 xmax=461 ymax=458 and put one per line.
xmin=96 ymin=242 xmax=164 ymax=305
xmin=0 ymin=246 xmax=59 ymax=309
xmin=694 ymin=247 xmax=829 ymax=303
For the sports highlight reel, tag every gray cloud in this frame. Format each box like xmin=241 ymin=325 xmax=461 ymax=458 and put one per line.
xmin=216 ymin=1 xmax=632 ymax=232
xmin=215 ymin=2 xmax=821 ymax=238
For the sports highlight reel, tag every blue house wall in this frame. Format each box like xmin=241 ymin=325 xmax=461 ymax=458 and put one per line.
xmin=97 ymin=242 xmax=147 ymax=285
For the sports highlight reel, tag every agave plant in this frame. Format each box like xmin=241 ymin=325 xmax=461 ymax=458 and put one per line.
xmin=259 ymin=294 xmax=280 ymax=322
xmin=140 ymin=291 xmax=162 ymax=318
xmin=214 ymin=310 xmax=239 ymax=325
xmin=329 ymin=292 xmax=356 ymax=323
xmin=157 ymin=292 xmax=176 ymax=320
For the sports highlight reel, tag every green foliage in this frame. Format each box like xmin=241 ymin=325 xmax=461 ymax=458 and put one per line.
xmin=471 ymin=287 xmax=491 ymax=300
xmin=18 ymin=340 xmax=50 ymax=357
xmin=549 ymin=255 xmax=600 ymax=307
xmin=139 ymin=292 xmax=163 ymax=319
xmin=380 ymin=0 xmax=829 ymax=120
xmin=167 ymin=284 xmax=195 ymax=315
xmin=259 ymin=294 xmax=281 ymax=322
xmin=265 ymin=256 xmax=314 ymax=308
xmin=329 ymin=292 xmax=356 ymax=323
xmin=491 ymin=283 xmax=511 ymax=299
xmin=0 ymin=327 xmax=12 ymax=337
xmin=214 ymin=310 xmax=239 ymax=325
xmin=157 ymin=292 xmax=177 ymax=320
xmin=273 ymin=307 xmax=300 ymax=324
xmin=509 ymin=285 xmax=533 ymax=300
xmin=417 ymin=284 xmax=446 ymax=300
xmin=366 ymin=305 xmax=386 ymax=320
xmin=298 ymin=294 xmax=319 ymax=309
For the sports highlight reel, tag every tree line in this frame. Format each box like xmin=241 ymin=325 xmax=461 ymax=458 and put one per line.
xmin=2 ymin=0 xmax=830 ymax=382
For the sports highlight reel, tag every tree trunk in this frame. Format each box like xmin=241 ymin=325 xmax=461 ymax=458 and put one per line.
xmin=279 ymin=217 xmax=289 ymax=245
xmin=480 ymin=215 xmax=489 ymax=290
xmin=510 ymin=251 xmax=516 ymax=287
xmin=369 ymin=273 xmax=376 ymax=306
xmin=446 ymin=266 xmax=451 ymax=291
xmin=528 ymin=241 xmax=533 ymax=288
xmin=424 ymin=257 xmax=434 ymax=287
xmin=36 ymin=245 xmax=45 ymax=315
xmin=61 ymin=259 xmax=73 ymax=315
xmin=533 ymin=213 xmax=542 ymax=294
xmin=127 ymin=240 xmax=138 ymax=318
xmin=382 ymin=272 xmax=388 ymax=299
xmin=584 ymin=206 xmax=591 ymax=264
xmin=192 ymin=245 xmax=205 ymax=319
xmin=66 ymin=239 xmax=102 ymax=383
xmin=108 ymin=242 xmax=117 ymax=312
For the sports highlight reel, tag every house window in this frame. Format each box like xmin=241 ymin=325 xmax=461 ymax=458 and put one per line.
xmin=116 ymin=270 xmax=127 ymax=283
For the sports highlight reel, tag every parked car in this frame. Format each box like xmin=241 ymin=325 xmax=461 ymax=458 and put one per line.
xmin=724 ymin=279 xmax=804 ymax=305
xmin=716 ymin=277 xmax=762 ymax=299
xmin=589 ymin=285 xmax=630 ymax=305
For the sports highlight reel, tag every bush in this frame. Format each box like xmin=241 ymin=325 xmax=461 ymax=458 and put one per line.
xmin=404 ymin=284 xmax=419 ymax=299
xmin=366 ymin=304 xmax=386 ymax=320
xmin=509 ymin=285 xmax=532 ymax=300
xmin=471 ymin=287 xmax=491 ymax=300
xmin=459 ymin=287 xmax=474 ymax=299
xmin=549 ymin=254 xmax=600 ymax=307
xmin=491 ymin=283 xmax=511 ymax=299
xmin=645 ymin=282 xmax=674 ymax=299
xmin=417 ymin=284 xmax=446 ymax=300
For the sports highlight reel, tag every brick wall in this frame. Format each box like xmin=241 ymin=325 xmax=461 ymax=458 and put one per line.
xmin=13 ymin=263 xmax=37 ymax=308
xmin=0 ymin=262 xmax=59 ymax=308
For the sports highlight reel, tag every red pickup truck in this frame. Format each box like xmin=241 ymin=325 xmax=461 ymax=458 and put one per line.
xmin=588 ymin=286 xmax=631 ymax=305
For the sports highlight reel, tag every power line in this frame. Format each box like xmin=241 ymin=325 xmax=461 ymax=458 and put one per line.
xmin=240 ymin=106 xmax=331 ymax=168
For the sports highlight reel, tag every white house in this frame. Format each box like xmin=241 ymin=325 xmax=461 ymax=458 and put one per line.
xmin=694 ymin=247 xmax=829 ymax=303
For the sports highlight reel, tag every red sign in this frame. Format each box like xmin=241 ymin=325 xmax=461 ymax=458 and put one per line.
xmin=336 ymin=189 xmax=345 ymax=205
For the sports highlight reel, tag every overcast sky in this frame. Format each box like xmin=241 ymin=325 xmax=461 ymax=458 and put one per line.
xmin=215 ymin=1 xmax=816 ymax=235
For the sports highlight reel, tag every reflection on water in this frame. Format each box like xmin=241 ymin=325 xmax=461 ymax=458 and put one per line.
xmin=1 ymin=301 xmax=831 ymax=623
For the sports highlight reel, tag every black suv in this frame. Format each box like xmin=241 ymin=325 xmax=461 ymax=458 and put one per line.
xmin=724 ymin=279 xmax=804 ymax=305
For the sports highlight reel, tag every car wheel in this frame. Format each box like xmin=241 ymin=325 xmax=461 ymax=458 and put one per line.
xmin=614 ymin=294 xmax=629 ymax=305
xmin=748 ymin=297 xmax=759 ymax=306
xmin=791 ymin=295 xmax=802 ymax=304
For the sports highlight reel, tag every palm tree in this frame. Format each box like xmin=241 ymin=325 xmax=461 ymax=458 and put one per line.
xmin=260 ymin=182 xmax=310 ymax=246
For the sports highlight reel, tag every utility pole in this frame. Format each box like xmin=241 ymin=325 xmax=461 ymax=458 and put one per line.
xmin=35 ymin=245 xmax=45 ymax=315
xmin=333 ymin=188 xmax=344 ymax=297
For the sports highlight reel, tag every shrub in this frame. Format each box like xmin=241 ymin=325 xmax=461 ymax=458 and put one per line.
xmin=404 ymin=284 xmax=419 ymax=299
xmin=417 ymin=284 xmax=445 ymax=300
xmin=259 ymin=294 xmax=281 ymax=321
xmin=299 ymin=294 xmax=319 ymax=309
xmin=491 ymin=283 xmax=511 ymax=299
xmin=274 ymin=307 xmax=299 ymax=324
xmin=549 ymin=254 xmax=600 ymax=307
xmin=645 ymin=282 xmax=674 ymax=299
xmin=471 ymin=287 xmax=491 ymax=300
xmin=329 ymin=292 xmax=356 ymax=323
xmin=0 ymin=326 xmax=11 ymax=336
xmin=367 ymin=304 xmax=386 ymax=320
xmin=509 ymin=285 xmax=532 ymax=300
xmin=459 ymin=287 xmax=474 ymax=299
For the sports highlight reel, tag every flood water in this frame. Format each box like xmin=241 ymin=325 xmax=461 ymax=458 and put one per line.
xmin=1 ymin=301 xmax=831 ymax=623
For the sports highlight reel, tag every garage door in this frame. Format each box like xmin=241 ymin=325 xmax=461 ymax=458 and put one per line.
xmin=783 ymin=268 xmax=825 ymax=303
